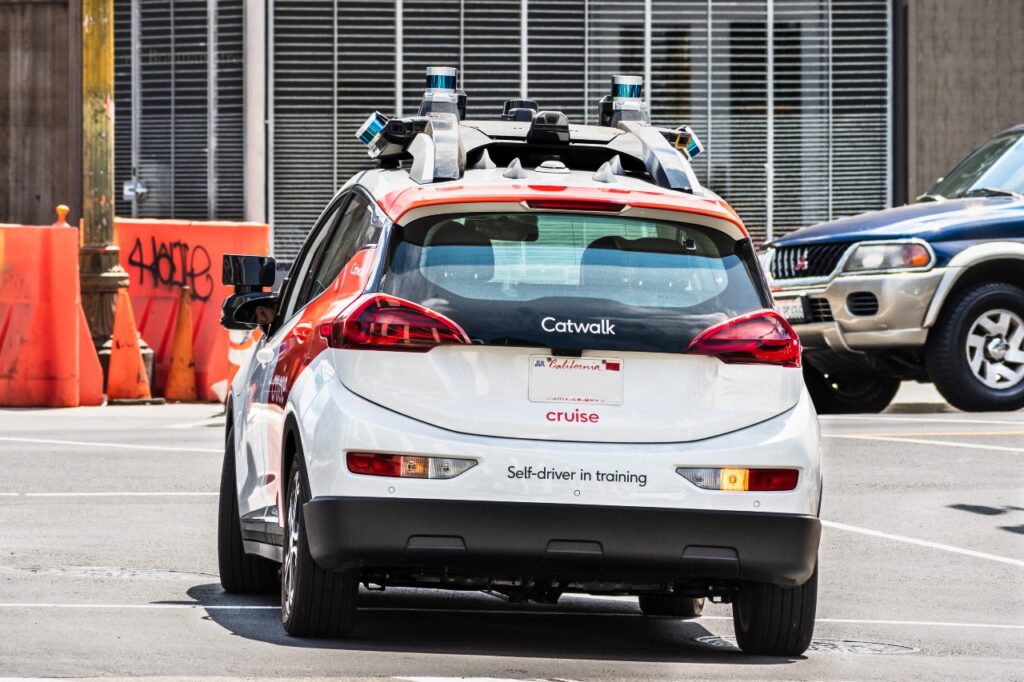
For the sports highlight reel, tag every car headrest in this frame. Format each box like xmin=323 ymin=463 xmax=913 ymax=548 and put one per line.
xmin=423 ymin=220 xmax=495 ymax=283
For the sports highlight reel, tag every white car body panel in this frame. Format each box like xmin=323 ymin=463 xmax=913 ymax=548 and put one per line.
xmin=291 ymin=352 xmax=821 ymax=516
xmin=336 ymin=346 xmax=802 ymax=443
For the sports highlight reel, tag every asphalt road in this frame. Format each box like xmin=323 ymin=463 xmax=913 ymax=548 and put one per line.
xmin=1 ymin=390 xmax=1022 ymax=681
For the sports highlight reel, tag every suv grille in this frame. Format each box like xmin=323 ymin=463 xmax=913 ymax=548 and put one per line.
xmin=770 ymin=243 xmax=852 ymax=280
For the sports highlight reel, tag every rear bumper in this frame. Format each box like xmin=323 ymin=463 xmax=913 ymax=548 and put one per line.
xmin=304 ymin=497 xmax=821 ymax=586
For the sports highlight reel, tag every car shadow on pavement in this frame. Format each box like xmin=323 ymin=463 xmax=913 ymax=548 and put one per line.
xmin=183 ymin=583 xmax=800 ymax=665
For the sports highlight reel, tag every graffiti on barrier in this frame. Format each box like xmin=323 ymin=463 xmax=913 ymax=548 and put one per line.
xmin=127 ymin=236 xmax=214 ymax=301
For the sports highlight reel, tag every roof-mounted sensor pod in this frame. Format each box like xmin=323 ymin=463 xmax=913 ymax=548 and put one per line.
xmin=355 ymin=111 xmax=390 ymax=158
xmin=599 ymin=75 xmax=650 ymax=127
xmin=419 ymin=66 xmax=467 ymax=119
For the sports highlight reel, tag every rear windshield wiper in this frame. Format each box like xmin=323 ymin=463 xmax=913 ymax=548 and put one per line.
xmin=956 ymin=187 xmax=1024 ymax=199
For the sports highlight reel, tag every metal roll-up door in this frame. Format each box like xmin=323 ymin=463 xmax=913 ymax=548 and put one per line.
xmin=271 ymin=0 xmax=336 ymax=258
xmin=112 ymin=0 xmax=245 ymax=221
xmin=401 ymin=0 xmax=461 ymax=116
xmin=772 ymin=0 xmax=830 ymax=236
xmin=268 ymin=0 xmax=891 ymax=255
xmin=527 ymin=0 xmax=586 ymax=122
xmin=831 ymin=0 xmax=890 ymax=217
xmin=462 ymin=0 xmax=522 ymax=118
xmin=650 ymin=0 xmax=710 ymax=183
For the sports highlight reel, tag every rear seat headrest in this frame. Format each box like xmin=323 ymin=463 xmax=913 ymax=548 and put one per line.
xmin=423 ymin=220 xmax=495 ymax=283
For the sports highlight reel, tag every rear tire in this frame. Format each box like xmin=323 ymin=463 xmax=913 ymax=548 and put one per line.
xmin=803 ymin=364 xmax=899 ymax=414
xmin=218 ymin=426 xmax=278 ymax=594
xmin=280 ymin=460 xmax=358 ymax=638
xmin=638 ymin=594 xmax=704 ymax=618
xmin=732 ymin=564 xmax=817 ymax=657
xmin=925 ymin=283 xmax=1024 ymax=412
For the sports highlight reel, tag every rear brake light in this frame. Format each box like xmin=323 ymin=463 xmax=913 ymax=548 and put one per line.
xmin=676 ymin=467 xmax=799 ymax=491
xmin=526 ymin=199 xmax=626 ymax=212
xmin=321 ymin=294 xmax=471 ymax=351
xmin=347 ymin=452 xmax=476 ymax=479
xmin=686 ymin=309 xmax=800 ymax=368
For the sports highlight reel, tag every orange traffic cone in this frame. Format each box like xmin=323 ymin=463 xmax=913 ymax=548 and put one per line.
xmin=77 ymin=305 xmax=105 ymax=406
xmin=107 ymin=289 xmax=152 ymax=400
xmin=164 ymin=286 xmax=197 ymax=401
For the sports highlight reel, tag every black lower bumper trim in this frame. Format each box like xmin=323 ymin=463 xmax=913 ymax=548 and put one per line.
xmin=303 ymin=497 xmax=820 ymax=586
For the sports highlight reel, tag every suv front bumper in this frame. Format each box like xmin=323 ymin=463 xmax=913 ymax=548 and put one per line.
xmin=773 ymin=269 xmax=945 ymax=351
xmin=304 ymin=497 xmax=821 ymax=586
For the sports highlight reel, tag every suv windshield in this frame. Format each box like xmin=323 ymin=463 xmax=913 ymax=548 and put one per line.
xmin=929 ymin=131 xmax=1024 ymax=200
xmin=380 ymin=212 xmax=767 ymax=352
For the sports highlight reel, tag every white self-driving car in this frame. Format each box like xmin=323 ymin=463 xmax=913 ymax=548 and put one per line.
xmin=218 ymin=69 xmax=822 ymax=656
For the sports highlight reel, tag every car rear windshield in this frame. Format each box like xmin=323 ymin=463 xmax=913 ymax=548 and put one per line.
xmin=379 ymin=212 xmax=767 ymax=352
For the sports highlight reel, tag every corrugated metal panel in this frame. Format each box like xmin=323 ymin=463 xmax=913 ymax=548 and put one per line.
xmin=113 ymin=0 xmax=244 ymax=221
xmin=401 ymin=0 xmax=460 ymax=116
xmin=587 ymin=0 xmax=645 ymax=125
xmin=271 ymin=0 xmax=336 ymax=258
xmin=708 ymin=0 xmax=769 ymax=240
xmin=830 ymin=0 xmax=889 ymax=219
xmin=215 ymin=0 xmax=245 ymax=218
xmin=772 ymin=0 xmax=829 ymax=235
xmin=527 ymin=0 xmax=586 ymax=121
xmin=268 ymin=0 xmax=891 ymax=255
xmin=114 ymin=0 xmax=133 ymax=216
xmin=463 ymin=0 xmax=522 ymax=118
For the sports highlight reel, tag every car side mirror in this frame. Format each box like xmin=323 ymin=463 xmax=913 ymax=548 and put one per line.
xmin=223 ymin=254 xmax=276 ymax=289
xmin=221 ymin=254 xmax=278 ymax=332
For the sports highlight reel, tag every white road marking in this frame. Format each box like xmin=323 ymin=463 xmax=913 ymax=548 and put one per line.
xmin=0 ymin=602 xmax=1021 ymax=631
xmin=0 ymin=436 xmax=220 ymax=454
xmin=166 ymin=417 xmax=226 ymax=430
xmin=399 ymin=678 xmax=580 ymax=682
xmin=14 ymin=492 xmax=217 ymax=498
xmin=821 ymin=415 xmax=1024 ymax=426
xmin=824 ymin=433 xmax=1024 ymax=454
xmin=822 ymin=520 xmax=1024 ymax=568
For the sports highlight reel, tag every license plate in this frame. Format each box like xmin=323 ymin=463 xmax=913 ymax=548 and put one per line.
xmin=529 ymin=355 xmax=623 ymax=405
xmin=775 ymin=297 xmax=807 ymax=323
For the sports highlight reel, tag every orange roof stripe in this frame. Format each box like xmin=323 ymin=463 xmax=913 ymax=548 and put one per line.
xmin=377 ymin=183 xmax=746 ymax=234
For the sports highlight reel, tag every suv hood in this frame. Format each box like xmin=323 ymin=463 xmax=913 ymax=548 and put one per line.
xmin=772 ymin=197 xmax=1024 ymax=247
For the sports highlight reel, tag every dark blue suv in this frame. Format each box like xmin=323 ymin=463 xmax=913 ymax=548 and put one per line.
xmin=768 ymin=125 xmax=1024 ymax=413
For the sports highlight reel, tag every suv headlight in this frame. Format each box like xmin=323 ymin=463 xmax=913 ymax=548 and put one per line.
xmin=842 ymin=242 xmax=933 ymax=273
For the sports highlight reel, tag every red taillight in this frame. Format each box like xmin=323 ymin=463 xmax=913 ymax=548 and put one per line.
xmin=322 ymin=294 xmax=471 ymax=351
xmin=526 ymin=199 xmax=626 ymax=212
xmin=686 ymin=309 xmax=801 ymax=368
xmin=748 ymin=468 xmax=800 ymax=491
xmin=347 ymin=453 xmax=405 ymax=477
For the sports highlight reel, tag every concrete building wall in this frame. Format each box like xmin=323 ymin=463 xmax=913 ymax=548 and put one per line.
xmin=0 ymin=0 xmax=82 ymax=226
xmin=906 ymin=0 xmax=1024 ymax=199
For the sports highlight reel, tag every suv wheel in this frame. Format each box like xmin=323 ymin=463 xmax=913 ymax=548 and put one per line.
xmin=732 ymin=564 xmax=817 ymax=657
xmin=638 ymin=594 xmax=704 ymax=618
xmin=281 ymin=460 xmax=358 ymax=638
xmin=802 ymin=365 xmax=900 ymax=414
xmin=217 ymin=426 xmax=278 ymax=594
xmin=926 ymin=283 xmax=1024 ymax=411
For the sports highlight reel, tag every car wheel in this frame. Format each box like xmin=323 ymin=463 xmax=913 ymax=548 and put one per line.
xmin=217 ymin=426 xmax=279 ymax=594
xmin=638 ymin=594 xmax=704 ymax=618
xmin=732 ymin=564 xmax=817 ymax=657
xmin=926 ymin=283 xmax=1024 ymax=412
xmin=280 ymin=460 xmax=358 ymax=638
xmin=802 ymin=365 xmax=900 ymax=414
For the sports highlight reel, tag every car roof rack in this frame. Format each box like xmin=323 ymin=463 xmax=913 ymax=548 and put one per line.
xmin=355 ymin=67 xmax=704 ymax=194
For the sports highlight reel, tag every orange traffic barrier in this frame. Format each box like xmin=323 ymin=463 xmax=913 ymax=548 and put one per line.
xmin=77 ymin=305 xmax=105 ymax=406
xmin=164 ymin=286 xmax=197 ymax=401
xmin=115 ymin=219 xmax=270 ymax=401
xmin=107 ymin=289 xmax=152 ymax=401
xmin=0 ymin=219 xmax=81 ymax=407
